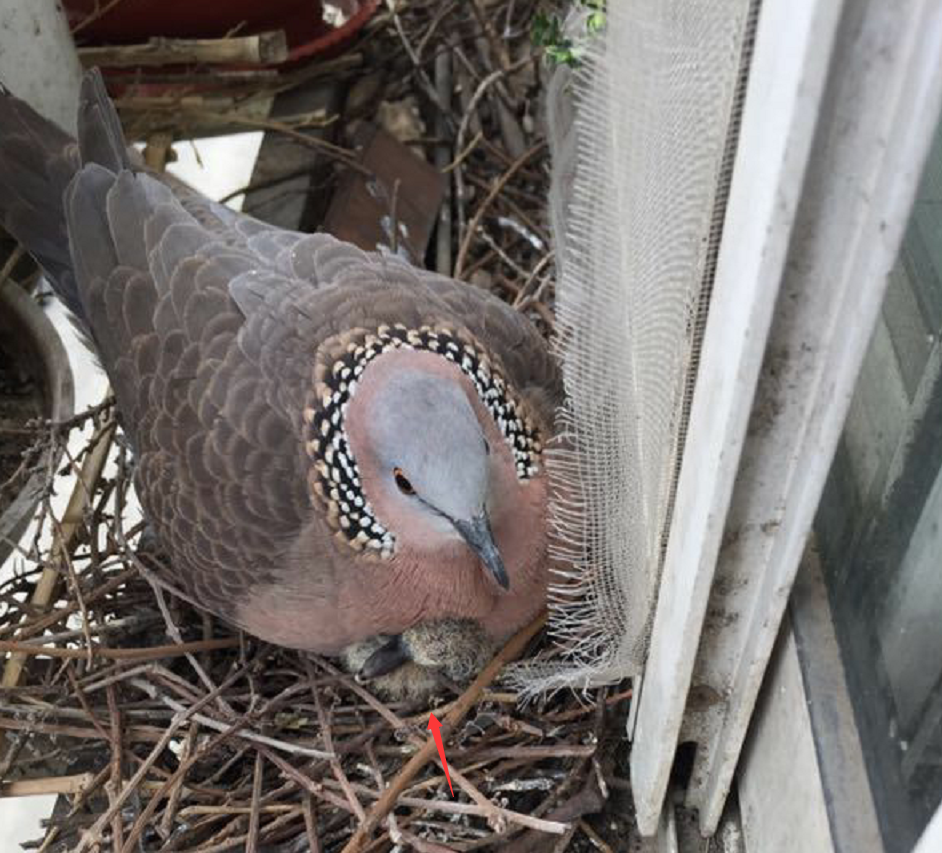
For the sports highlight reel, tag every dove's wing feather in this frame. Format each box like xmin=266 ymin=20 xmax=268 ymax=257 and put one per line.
xmin=61 ymin=162 xmax=319 ymax=610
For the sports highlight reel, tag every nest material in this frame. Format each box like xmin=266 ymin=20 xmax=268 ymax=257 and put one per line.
xmin=1 ymin=2 xmax=638 ymax=850
xmin=0 ymin=423 xmax=633 ymax=850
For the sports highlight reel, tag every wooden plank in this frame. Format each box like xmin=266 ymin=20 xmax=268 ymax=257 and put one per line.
xmin=738 ymin=624 xmax=834 ymax=853
xmin=324 ymin=123 xmax=445 ymax=266
xmin=628 ymin=0 xmax=842 ymax=834
xmin=684 ymin=0 xmax=942 ymax=834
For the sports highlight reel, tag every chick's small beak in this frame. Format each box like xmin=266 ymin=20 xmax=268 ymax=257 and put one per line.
xmin=454 ymin=513 xmax=509 ymax=590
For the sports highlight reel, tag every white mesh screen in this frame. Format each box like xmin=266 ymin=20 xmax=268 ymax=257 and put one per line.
xmin=517 ymin=0 xmax=753 ymax=693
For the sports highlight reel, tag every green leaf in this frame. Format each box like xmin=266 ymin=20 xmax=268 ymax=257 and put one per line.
xmin=586 ymin=11 xmax=606 ymax=33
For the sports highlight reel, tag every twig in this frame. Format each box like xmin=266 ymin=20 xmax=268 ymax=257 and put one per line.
xmin=391 ymin=826 xmax=457 ymax=853
xmin=313 ymin=680 xmax=365 ymax=821
xmin=469 ymin=0 xmax=512 ymax=74
xmin=159 ymin=720 xmax=197 ymax=837
xmin=389 ymin=0 xmax=454 ymax=121
xmin=129 ymin=678 xmax=334 ymax=760
xmin=45 ymin=507 xmax=95 ymax=663
xmin=71 ymin=0 xmax=128 ymax=34
xmin=388 ymin=178 xmax=401 ymax=257
xmin=303 ymin=795 xmax=322 ymax=853
xmin=177 ymin=810 xmax=301 ymax=853
xmin=74 ymin=665 xmax=249 ymax=852
xmin=218 ymin=165 xmax=319 ymax=204
xmin=0 ymin=637 xmax=239 ymax=660
xmin=476 ymin=228 xmax=531 ymax=280
xmin=16 ymin=614 xmax=157 ymax=648
xmin=416 ymin=2 xmax=459 ymax=58
xmin=552 ymin=825 xmax=580 ymax=852
xmin=0 ymin=717 xmax=163 ymax=744
xmin=106 ymin=683 xmax=125 ymax=851
xmin=453 ymin=53 xmax=534 ymax=173
xmin=246 ymin=752 xmax=264 ymax=853
xmin=143 ymin=131 xmax=174 ymax=172
xmin=177 ymin=804 xmax=301 ymax=817
xmin=579 ymin=818 xmax=615 ymax=853
xmin=0 ymin=244 xmax=24 ymax=290
xmin=189 ymin=112 xmax=370 ymax=176
xmin=144 ymin=574 xmax=237 ymax=717
xmin=1 ymin=411 xmax=115 ymax=689
xmin=34 ymin=767 xmax=109 ymax=853
xmin=44 ymin=396 xmax=115 ymax=433
xmin=435 ymin=44 xmax=454 ymax=275
xmin=256 ymin=746 xmax=357 ymax=814
xmin=308 ymin=661 xmax=503 ymax=830
xmin=513 ymin=251 xmax=555 ymax=308
xmin=394 ymin=796 xmax=568 ymax=834
xmin=455 ymin=142 xmax=546 ymax=277
xmin=0 ymin=566 xmax=136 ymax=641
xmin=117 ymin=710 xmax=264 ymax=853
xmin=63 ymin=662 xmax=111 ymax=742
xmin=442 ymin=130 xmax=483 ymax=174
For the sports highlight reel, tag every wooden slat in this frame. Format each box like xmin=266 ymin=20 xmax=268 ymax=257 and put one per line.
xmin=79 ymin=32 xmax=288 ymax=69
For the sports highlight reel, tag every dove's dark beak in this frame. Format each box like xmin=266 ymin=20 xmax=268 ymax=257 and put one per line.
xmin=454 ymin=513 xmax=509 ymax=590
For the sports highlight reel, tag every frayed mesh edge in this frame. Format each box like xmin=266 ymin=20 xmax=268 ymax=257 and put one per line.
xmin=512 ymin=1 xmax=752 ymax=699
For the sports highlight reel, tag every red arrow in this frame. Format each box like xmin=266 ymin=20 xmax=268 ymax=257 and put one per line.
xmin=427 ymin=713 xmax=454 ymax=797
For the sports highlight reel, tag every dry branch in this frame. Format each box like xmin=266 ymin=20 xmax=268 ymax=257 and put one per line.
xmin=1 ymin=409 xmax=115 ymax=689
xmin=0 ymin=637 xmax=239 ymax=660
xmin=0 ymin=772 xmax=95 ymax=797
xmin=79 ymin=32 xmax=289 ymax=68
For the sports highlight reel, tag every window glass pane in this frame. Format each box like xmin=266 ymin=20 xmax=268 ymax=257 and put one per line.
xmin=815 ymin=116 xmax=942 ymax=853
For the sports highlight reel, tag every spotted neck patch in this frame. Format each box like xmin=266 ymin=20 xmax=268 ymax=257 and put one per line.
xmin=303 ymin=324 xmax=543 ymax=557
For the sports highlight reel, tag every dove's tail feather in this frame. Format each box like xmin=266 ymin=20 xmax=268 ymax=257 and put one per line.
xmin=0 ymin=68 xmax=129 ymax=324
xmin=77 ymin=68 xmax=132 ymax=175
xmin=0 ymin=81 xmax=82 ymax=317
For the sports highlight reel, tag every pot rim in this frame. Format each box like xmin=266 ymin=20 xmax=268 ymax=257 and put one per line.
xmin=0 ymin=284 xmax=76 ymax=566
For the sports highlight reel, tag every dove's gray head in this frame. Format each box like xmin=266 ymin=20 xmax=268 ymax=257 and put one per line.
xmin=343 ymin=350 xmax=510 ymax=590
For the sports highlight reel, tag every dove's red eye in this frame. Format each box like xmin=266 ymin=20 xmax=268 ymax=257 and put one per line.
xmin=393 ymin=468 xmax=415 ymax=495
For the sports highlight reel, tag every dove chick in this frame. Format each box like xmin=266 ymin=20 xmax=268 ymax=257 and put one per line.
xmin=0 ymin=70 xmax=561 ymax=690
xmin=341 ymin=618 xmax=496 ymax=700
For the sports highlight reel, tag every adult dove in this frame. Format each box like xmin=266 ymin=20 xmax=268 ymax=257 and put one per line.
xmin=0 ymin=70 xmax=561 ymax=688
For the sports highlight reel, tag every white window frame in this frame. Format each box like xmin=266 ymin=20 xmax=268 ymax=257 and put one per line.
xmin=630 ymin=0 xmax=942 ymax=842
xmin=738 ymin=544 xmax=884 ymax=853
xmin=915 ymin=803 xmax=942 ymax=853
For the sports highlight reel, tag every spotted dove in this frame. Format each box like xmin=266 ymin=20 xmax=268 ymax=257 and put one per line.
xmin=0 ymin=70 xmax=561 ymax=685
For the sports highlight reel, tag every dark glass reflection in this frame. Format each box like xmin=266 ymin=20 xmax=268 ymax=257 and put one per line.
xmin=815 ymin=120 xmax=942 ymax=853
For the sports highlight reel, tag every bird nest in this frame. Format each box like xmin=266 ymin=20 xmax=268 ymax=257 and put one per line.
xmin=0 ymin=414 xmax=633 ymax=851
xmin=1 ymin=2 xmax=638 ymax=850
